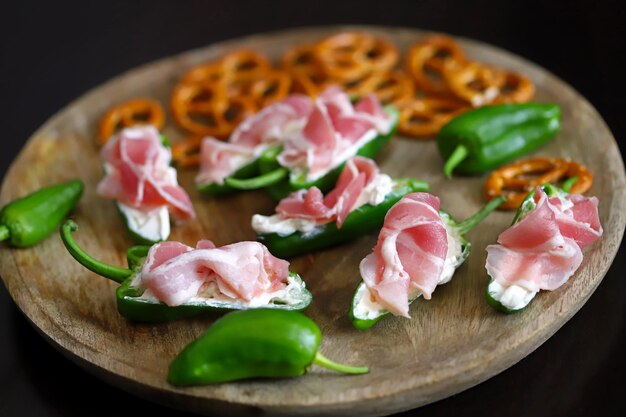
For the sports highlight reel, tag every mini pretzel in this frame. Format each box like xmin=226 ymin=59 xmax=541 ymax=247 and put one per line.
xmin=219 ymin=49 xmax=271 ymax=80
xmin=370 ymin=71 xmax=415 ymax=106
xmin=281 ymin=44 xmax=320 ymax=75
xmin=170 ymin=82 xmax=256 ymax=137
xmin=171 ymin=136 xmax=202 ymax=168
xmin=315 ymin=33 xmax=397 ymax=81
xmin=398 ymin=97 xmax=467 ymax=138
xmin=493 ymin=71 xmax=535 ymax=104
xmin=249 ymin=70 xmax=292 ymax=107
xmin=180 ymin=63 xmax=225 ymax=85
xmin=444 ymin=61 xmax=505 ymax=107
xmin=483 ymin=157 xmax=593 ymax=210
xmin=98 ymin=98 xmax=165 ymax=144
xmin=405 ymin=35 xmax=465 ymax=94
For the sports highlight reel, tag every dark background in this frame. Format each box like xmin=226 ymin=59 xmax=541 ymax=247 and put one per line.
xmin=1 ymin=0 xmax=624 ymax=416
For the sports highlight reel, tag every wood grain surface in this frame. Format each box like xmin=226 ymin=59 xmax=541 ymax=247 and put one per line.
xmin=1 ymin=26 xmax=624 ymax=417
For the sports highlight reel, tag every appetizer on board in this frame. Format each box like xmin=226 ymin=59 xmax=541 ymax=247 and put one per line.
xmin=485 ymin=184 xmax=602 ymax=313
xmin=97 ymin=126 xmax=195 ymax=244
xmin=253 ymin=156 xmax=428 ymax=258
xmin=350 ymin=192 xmax=505 ymax=330
xmin=60 ymin=221 xmax=311 ymax=321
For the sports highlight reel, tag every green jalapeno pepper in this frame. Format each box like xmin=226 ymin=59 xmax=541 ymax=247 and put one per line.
xmin=485 ymin=183 xmax=574 ymax=314
xmin=0 ymin=179 xmax=83 ymax=248
xmin=60 ymin=220 xmax=312 ymax=322
xmin=437 ymin=103 xmax=561 ymax=178
xmin=168 ymin=308 xmax=368 ymax=386
xmin=350 ymin=196 xmax=506 ymax=330
xmin=256 ymin=177 xmax=428 ymax=258
xmin=196 ymin=153 xmax=270 ymax=195
xmin=229 ymin=106 xmax=399 ymax=200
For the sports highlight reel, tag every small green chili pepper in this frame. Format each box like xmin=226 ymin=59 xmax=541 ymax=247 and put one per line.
xmin=257 ymin=177 xmax=429 ymax=258
xmin=485 ymin=183 xmax=570 ymax=314
xmin=350 ymin=196 xmax=506 ymax=330
xmin=0 ymin=179 xmax=83 ymax=248
xmin=60 ymin=220 xmax=312 ymax=322
xmin=168 ymin=309 xmax=368 ymax=386
xmin=254 ymin=106 xmax=399 ymax=200
xmin=196 ymin=154 xmax=269 ymax=195
xmin=437 ymin=103 xmax=561 ymax=178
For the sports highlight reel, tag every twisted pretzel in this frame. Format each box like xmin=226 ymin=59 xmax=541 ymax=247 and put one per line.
xmin=398 ymin=97 xmax=467 ymax=138
xmin=98 ymin=98 xmax=165 ymax=144
xmin=405 ymin=35 xmax=465 ymax=94
xmin=443 ymin=61 xmax=505 ymax=107
xmin=315 ymin=33 xmax=398 ymax=81
xmin=170 ymin=82 xmax=256 ymax=137
xmin=249 ymin=70 xmax=292 ymax=107
xmin=171 ymin=136 xmax=202 ymax=168
xmin=493 ymin=71 xmax=535 ymax=104
xmin=483 ymin=157 xmax=592 ymax=210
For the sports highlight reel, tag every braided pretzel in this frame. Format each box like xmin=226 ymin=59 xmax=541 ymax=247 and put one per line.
xmin=398 ymin=97 xmax=467 ymax=138
xmin=493 ymin=71 xmax=535 ymax=104
xmin=219 ymin=49 xmax=271 ymax=80
xmin=171 ymin=136 xmax=202 ymax=168
xmin=443 ymin=61 xmax=505 ymax=107
xmin=180 ymin=63 xmax=225 ymax=85
xmin=249 ymin=70 xmax=292 ymax=107
xmin=170 ymin=82 xmax=256 ymax=137
xmin=483 ymin=157 xmax=592 ymax=210
xmin=98 ymin=98 xmax=165 ymax=144
xmin=405 ymin=35 xmax=465 ymax=94
xmin=315 ymin=33 xmax=397 ymax=81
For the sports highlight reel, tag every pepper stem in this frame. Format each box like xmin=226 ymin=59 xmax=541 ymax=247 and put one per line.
xmin=312 ymin=352 xmax=369 ymax=375
xmin=0 ymin=225 xmax=9 ymax=242
xmin=224 ymin=168 xmax=288 ymax=190
xmin=561 ymin=176 xmax=578 ymax=192
xmin=60 ymin=220 xmax=132 ymax=283
xmin=455 ymin=195 xmax=506 ymax=235
xmin=443 ymin=145 xmax=469 ymax=179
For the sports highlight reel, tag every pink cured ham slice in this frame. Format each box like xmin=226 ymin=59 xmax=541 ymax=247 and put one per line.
xmin=97 ymin=126 xmax=195 ymax=221
xmin=195 ymin=95 xmax=313 ymax=185
xmin=277 ymin=87 xmax=390 ymax=180
xmin=140 ymin=240 xmax=290 ymax=307
xmin=275 ymin=156 xmax=380 ymax=228
xmin=360 ymin=193 xmax=448 ymax=317
xmin=486 ymin=188 xmax=602 ymax=292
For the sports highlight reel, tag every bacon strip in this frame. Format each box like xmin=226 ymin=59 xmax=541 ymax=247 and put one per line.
xmin=275 ymin=156 xmax=381 ymax=228
xmin=196 ymin=95 xmax=312 ymax=185
xmin=97 ymin=126 xmax=195 ymax=221
xmin=486 ymin=188 xmax=602 ymax=292
xmin=360 ymin=193 xmax=448 ymax=317
xmin=277 ymin=87 xmax=390 ymax=181
xmin=140 ymin=240 xmax=290 ymax=306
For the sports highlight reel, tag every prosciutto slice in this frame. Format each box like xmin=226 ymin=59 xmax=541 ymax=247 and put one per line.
xmin=97 ymin=126 xmax=195 ymax=221
xmin=140 ymin=240 xmax=290 ymax=306
xmin=274 ymin=156 xmax=381 ymax=228
xmin=360 ymin=193 xmax=448 ymax=317
xmin=486 ymin=188 xmax=602 ymax=292
xmin=196 ymin=95 xmax=313 ymax=185
xmin=277 ymin=87 xmax=391 ymax=181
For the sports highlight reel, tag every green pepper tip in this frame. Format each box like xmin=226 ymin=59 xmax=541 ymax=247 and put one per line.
xmin=442 ymin=144 xmax=469 ymax=179
xmin=313 ymin=352 xmax=369 ymax=375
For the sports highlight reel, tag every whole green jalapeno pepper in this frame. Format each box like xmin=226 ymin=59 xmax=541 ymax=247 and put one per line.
xmin=229 ymin=106 xmax=399 ymax=200
xmin=168 ymin=308 xmax=369 ymax=386
xmin=256 ymin=177 xmax=429 ymax=258
xmin=0 ymin=179 xmax=84 ymax=248
xmin=60 ymin=220 xmax=312 ymax=322
xmin=437 ymin=103 xmax=561 ymax=178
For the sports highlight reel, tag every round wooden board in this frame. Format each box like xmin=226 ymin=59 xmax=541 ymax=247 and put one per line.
xmin=1 ymin=26 xmax=625 ymax=416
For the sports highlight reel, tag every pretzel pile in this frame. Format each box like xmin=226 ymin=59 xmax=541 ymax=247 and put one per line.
xmin=483 ymin=157 xmax=593 ymax=210
xmin=98 ymin=32 xmax=536 ymax=165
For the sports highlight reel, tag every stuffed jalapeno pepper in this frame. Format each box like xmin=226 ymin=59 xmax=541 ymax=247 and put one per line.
xmin=252 ymin=157 xmax=428 ymax=258
xmin=97 ymin=126 xmax=195 ymax=245
xmin=350 ymin=192 xmax=505 ymax=330
xmin=485 ymin=184 xmax=603 ymax=313
xmin=60 ymin=220 xmax=311 ymax=322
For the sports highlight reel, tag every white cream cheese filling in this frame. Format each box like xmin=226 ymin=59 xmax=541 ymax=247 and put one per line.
xmin=487 ymin=280 xmax=537 ymax=311
xmin=118 ymin=203 xmax=170 ymax=243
